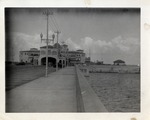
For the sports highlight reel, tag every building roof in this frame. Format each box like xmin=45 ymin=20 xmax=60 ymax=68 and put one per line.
xmin=76 ymin=49 xmax=83 ymax=52
xmin=68 ymin=50 xmax=85 ymax=55
xmin=20 ymin=48 xmax=40 ymax=52
xmin=62 ymin=44 xmax=68 ymax=47
xmin=20 ymin=50 xmax=40 ymax=52
xmin=68 ymin=51 xmax=79 ymax=53
xmin=53 ymin=43 xmax=62 ymax=49
xmin=114 ymin=59 xmax=125 ymax=63
xmin=30 ymin=48 xmax=38 ymax=51
xmin=40 ymin=45 xmax=54 ymax=49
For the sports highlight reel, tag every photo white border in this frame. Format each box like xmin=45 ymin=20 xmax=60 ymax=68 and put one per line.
xmin=0 ymin=0 xmax=150 ymax=120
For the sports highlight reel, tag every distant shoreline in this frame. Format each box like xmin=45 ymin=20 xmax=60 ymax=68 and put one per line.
xmin=87 ymin=64 xmax=140 ymax=74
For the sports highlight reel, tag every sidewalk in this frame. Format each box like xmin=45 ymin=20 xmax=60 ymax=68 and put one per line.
xmin=6 ymin=67 xmax=77 ymax=112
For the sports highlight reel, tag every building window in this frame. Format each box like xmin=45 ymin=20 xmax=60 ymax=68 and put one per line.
xmin=34 ymin=54 xmax=39 ymax=56
xmin=41 ymin=50 xmax=46 ymax=55
xmin=48 ymin=50 xmax=51 ymax=55
xmin=52 ymin=51 xmax=57 ymax=55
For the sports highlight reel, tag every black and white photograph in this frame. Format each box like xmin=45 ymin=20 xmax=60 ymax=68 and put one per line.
xmin=5 ymin=8 xmax=140 ymax=112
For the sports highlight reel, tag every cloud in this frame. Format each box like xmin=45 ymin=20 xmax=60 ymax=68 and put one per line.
xmin=111 ymin=36 xmax=139 ymax=52
xmin=111 ymin=36 xmax=130 ymax=51
xmin=64 ymin=37 xmax=113 ymax=60
xmin=8 ymin=32 xmax=41 ymax=61
xmin=79 ymin=37 xmax=113 ymax=60
xmin=81 ymin=37 xmax=112 ymax=47
xmin=65 ymin=36 xmax=140 ymax=64
xmin=65 ymin=38 xmax=81 ymax=50
xmin=8 ymin=32 xmax=140 ymax=65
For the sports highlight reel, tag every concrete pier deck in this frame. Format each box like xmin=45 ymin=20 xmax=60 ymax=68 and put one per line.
xmin=6 ymin=67 xmax=77 ymax=112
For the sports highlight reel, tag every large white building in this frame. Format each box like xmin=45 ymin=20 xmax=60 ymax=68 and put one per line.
xmin=68 ymin=50 xmax=85 ymax=66
xmin=19 ymin=48 xmax=40 ymax=65
xmin=19 ymin=43 xmax=86 ymax=67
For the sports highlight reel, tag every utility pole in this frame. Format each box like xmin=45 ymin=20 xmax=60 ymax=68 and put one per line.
xmin=55 ymin=30 xmax=61 ymax=71
xmin=40 ymin=10 xmax=55 ymax=77
xmin=12 ymin=46 xmax=14 ymax=64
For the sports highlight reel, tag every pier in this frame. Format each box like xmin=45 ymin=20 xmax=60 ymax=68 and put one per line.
xmin=6 ymin=66 xmax=107 ymax=112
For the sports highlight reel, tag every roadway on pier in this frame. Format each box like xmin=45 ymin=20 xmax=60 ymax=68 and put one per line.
xmin=6 ymin=66 xmax=77 ymax=112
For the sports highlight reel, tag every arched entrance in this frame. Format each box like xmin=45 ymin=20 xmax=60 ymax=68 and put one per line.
xmin=41 ymin=57 xmax=56 ymax=67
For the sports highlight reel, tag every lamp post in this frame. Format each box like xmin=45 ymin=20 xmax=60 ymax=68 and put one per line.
xmin=40 ymin=33 xmax=55 ymax=77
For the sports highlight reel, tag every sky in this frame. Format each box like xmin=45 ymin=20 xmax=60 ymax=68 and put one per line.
xmin=5 ymin=8 xmax=140 ymax=65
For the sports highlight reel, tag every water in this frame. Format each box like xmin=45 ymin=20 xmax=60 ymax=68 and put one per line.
xmin=86 ymin=73 xmax=140 ymax=112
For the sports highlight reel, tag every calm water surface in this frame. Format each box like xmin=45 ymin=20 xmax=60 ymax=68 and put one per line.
xmin=86 ymin=73 xmax=140 ymax=112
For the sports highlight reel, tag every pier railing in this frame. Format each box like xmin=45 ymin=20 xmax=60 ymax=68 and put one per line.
xmin=75 ymin=65 xmax=108 ymax=112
